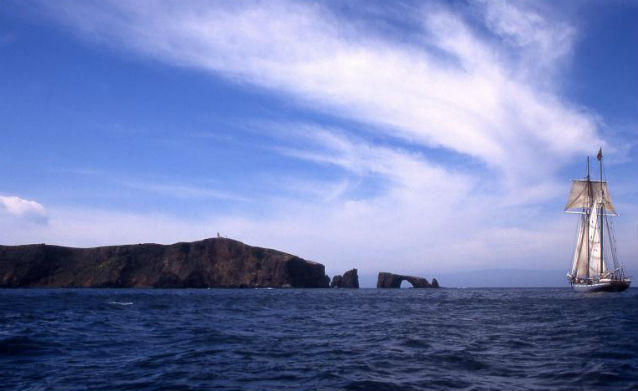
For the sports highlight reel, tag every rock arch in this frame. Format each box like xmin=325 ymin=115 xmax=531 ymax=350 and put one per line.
xmin=377 ymin=272 xmax=439 ymax=288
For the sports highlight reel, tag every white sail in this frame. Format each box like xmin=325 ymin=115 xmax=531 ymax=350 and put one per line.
xmin=570 ymin=215 xmax=588 ymax=279
xmin=587 ymin=205 xmax=607 ymax=277
xmin=570 ymin=203 xmax=608 ymax=280
xmin=565 ymin=180 xmax=615 ymax=214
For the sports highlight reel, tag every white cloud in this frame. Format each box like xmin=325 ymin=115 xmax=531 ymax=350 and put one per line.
xmin=479 ymin=0 xmax=575 ymax=80
xmin=0 ymin=195 xmax=47 ymax=217
xmin=0 ymin=195 xmax=48 ymax=226
xmin=41 ymin=0 xmax=602 ymax=182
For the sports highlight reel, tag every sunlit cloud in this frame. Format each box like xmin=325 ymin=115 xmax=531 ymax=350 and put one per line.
xmin=0 ymin=195 xmax=48 ymax=225
xmin=0 ymin=195 xmax=46 ymax=216
xmin=41 ymin=0 xmax=602 ymax=179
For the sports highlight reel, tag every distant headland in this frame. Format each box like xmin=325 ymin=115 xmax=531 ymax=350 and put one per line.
xmin=0 ymin=237 xmax=439 ymax=289
xmin=0 ymin=238 xmax=330 ymax=288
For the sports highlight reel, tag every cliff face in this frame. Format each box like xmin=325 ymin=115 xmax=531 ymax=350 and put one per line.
xmin=0 ymin=238 xmax=330 ymax=288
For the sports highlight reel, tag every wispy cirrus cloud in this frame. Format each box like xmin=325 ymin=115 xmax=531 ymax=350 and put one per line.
xmin=54 ymin=167 xmax=250 ymax=202
xmin=38 ymin=0 xmax=602 ymax=181
xmin=119 ymin=180 xmax=251 ymax=202
xmin=479 ymin=0 xmax=575 ymax=79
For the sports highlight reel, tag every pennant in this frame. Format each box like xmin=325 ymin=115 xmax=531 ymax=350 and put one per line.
xmin=596 ymin=147 xmax=602 ymax=161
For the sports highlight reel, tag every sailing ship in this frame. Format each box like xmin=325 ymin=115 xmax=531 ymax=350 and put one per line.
xmin=564 ymin=148 xmax=630 ymax=292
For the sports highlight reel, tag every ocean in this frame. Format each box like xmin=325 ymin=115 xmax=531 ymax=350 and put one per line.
xmin=1 ymin=288 xmax=636 ymax=391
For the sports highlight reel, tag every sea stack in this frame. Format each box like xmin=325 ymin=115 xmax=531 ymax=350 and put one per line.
xmin=0 ymin=238 xmax=330 ymax=288
xmin=330 ymin=268 xmax=359 ymax=288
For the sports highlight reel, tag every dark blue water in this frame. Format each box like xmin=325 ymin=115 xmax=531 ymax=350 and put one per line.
xmin=0 ymin=288 xmax=636 ymax=391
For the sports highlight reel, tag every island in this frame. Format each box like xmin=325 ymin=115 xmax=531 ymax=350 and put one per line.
xmin=0 ymin=238 xmax=330 ymax=288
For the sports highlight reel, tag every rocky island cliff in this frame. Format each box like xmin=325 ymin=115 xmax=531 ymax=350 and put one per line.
xmin=0 ymin=238 xmax=330 ymax=288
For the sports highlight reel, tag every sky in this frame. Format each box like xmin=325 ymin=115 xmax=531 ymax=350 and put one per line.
xmin=0 ymin=0 xmax=636 ymax=287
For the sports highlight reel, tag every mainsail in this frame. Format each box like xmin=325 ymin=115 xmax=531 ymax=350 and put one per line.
xmin=569 ymin=205 xmax=606 ymax=279
xmin=587 ymin=205 xmax=605 ymax=277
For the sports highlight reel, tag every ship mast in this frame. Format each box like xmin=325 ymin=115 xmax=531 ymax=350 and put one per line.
xmin=598 ymin=148 xmax=604 ymax=277
xmin=586 ymin=156 xmax=591 ymax=279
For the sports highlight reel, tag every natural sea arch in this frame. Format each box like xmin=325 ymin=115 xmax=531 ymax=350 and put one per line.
xmin=376 ymin=272 xmax=438 ymax=288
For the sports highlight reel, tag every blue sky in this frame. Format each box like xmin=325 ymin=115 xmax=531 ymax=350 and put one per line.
xmin=0 ymin=0 xmax=636 ymax=286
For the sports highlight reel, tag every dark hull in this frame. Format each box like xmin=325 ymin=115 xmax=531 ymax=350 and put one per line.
xmin=572 ymin=279 xmax=631 ymax=293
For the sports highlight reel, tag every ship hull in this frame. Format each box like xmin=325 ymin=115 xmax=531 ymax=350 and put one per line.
xmin=571 ymin=279 xmax=631 ymax=293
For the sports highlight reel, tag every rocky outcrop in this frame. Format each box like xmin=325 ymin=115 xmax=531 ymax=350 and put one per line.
xmin=0 ymin=238 xmax=330 ymax=288
xmin=377 ymin=272 xmax=439 ymax=288
xmin=330 ymin=268 xmax=359 ymax=288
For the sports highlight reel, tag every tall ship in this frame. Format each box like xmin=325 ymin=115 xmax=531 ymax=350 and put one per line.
xmin=564 ymin=148 xmax=630 ymax=292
